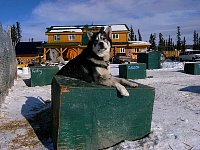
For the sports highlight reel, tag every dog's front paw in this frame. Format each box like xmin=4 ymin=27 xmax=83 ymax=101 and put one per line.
xmin=130 ymin=82 xmax=138 ymax=87
xmin=121 ymin=89 xmax=129 ymax=96
xmin=101 ymin=61 xmax=109 ymax=67
xmin=115 ymin=82 xmax=130 ymax=96
xmin=121 ymin=91 xmax=129 ymax=96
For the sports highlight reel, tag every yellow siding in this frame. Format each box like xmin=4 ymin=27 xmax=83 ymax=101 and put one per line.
xmin=163 ymin=50 xmax=181 ymax=58
xmin=47 ymin=35 xmax=54 ymax=43
xmin=112 ymin=32 xmax=129 ymax=42
xmin=46 ymin=33 xmax=82 ymax=43
xmin=46 ymin=31 xmax=129 ymax=43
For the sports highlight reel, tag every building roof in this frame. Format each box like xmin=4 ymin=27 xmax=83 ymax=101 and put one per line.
xmin=128 ymin=41 xmax=151 ymax=45
xmin=40 ymin=42 xmax=81 ymax=47
xmin=15 ymin=42 xmax=43 ymax=55
xmin=48 ymin=27 xmax=82 ymax=33
xmin=46 ymin=24 xmax=129 ymax=33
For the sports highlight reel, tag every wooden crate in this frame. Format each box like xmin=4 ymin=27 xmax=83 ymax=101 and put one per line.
xmin=51 ymin=76 xmax=155 ymax=150
xmin=119 ymin=63 xmax=146 ymax=79
xmin=30 ymin=66 xmax=59 ymax=86
xmin=137 ymin=51 xmax=161 ymax=69
xmin=184 ymin=62 xmax=200 ymax=75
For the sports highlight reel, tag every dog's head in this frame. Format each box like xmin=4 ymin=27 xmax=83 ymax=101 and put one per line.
xmin=87 ymin=26 xmax=112 ymax=58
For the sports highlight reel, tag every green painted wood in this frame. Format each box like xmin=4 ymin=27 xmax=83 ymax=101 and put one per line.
xmin=119 ymin=63 xmax=146 ymax=79
xmin=82 ymin=33 xmax=89 ymax=46
xmin=137 ymin=51 xmax=161 ymax=69
xmin=30 ymin=66 xmax=59 ymax=86
xmin=184 ymin=62 xmax=200 ymax=75
xmin=51 ymin=76 xmax=155 ymax=150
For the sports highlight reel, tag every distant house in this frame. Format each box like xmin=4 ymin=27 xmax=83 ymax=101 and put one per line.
xmin=41 ymin=24 xmax=151 ymax=62
xmin=15 ymin=42 xmax=43 ymax=64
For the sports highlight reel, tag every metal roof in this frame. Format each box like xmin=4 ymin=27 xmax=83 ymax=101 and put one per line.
xmin=46 ymin=24 xmax=129 ymax=33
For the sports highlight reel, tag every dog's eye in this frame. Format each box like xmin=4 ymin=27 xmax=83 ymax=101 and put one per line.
xmin=103 ymin=38 xmax=108 ymax=42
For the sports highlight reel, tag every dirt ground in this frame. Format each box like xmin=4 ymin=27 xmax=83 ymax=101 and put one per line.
xmin=0 ymin=63 xmax=200 ymax=150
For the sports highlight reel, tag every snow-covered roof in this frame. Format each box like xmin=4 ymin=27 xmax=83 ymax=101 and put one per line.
xmin=109 ymin=25 xmax=128 ymax=31
xmin=128 ymin=41 xmax=151 ymax=45
xmin=96 ymin=25 xmax=128 ymax=31
xmin=52 ymin=26 xmax=78 ymax=29
xmin=49 ymin=29 xmax=82 ymax=33
xmin=46 ymin=24 xmax=129 ymax=33
xmin=49 ymin=26 xmax=82 ymax=32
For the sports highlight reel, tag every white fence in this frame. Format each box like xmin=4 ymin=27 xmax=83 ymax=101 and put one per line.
xmin=0 ymin=24 xmax=17 ymax=105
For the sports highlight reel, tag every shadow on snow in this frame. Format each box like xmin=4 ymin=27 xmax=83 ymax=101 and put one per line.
xmin=180 ymin=86 xmax=200 ymax=94
xmin=21 ymin=96 xmax=53 ymax=149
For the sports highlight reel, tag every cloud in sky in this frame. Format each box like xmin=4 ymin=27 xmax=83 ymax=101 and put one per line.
xmin=20 ymin=0 xmax=200 ymax=44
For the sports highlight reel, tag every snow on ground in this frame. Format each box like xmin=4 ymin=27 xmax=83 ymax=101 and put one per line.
xmin=160 ymin=59 xmax=184 ymax=70
xmin=0 ymin=61 xmax=200 ymax=150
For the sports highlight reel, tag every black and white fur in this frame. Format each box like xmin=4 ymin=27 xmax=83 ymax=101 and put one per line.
xmin=56 ymin=26 xmax=138 ymax=96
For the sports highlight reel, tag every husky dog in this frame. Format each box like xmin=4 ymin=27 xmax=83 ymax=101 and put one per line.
xmin=56 ymin=26 xmax=138 ymax=96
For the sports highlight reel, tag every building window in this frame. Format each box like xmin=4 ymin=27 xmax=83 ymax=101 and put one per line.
xmin=54 ymin=35 xmax=60 ymax=41
xmin=135 ymin=48 xmax=139 ymax=52
xmin=112 ymin=34 xmax=119 ymax=39
xmin=120 ymin=48 xmax=125 ymax=53
xmin=69 ymin=35 xmax=75 ymax=41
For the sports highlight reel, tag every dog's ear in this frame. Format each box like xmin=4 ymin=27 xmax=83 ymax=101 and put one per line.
xmin=105 ymin=26 xmax=112 ymax=39
xmin=87 ymin=31 xmax=93 ymax=40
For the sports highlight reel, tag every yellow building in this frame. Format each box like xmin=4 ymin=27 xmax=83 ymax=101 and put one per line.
xmin=41 ymin=24 xmax=151 ymax=62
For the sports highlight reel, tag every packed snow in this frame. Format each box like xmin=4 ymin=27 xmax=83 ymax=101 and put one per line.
xmin=0 ymin=60 xmax=200 ymax=150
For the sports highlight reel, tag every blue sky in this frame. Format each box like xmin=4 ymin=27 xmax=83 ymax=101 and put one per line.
xmin=1 ymin=0 xmax=200 ymax=44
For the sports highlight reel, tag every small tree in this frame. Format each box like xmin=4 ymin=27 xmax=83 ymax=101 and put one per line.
xmin=171 ymin=38 xmax=174 ymax=50
xmin=193 ymin=30 xmax=198 ymax=50
xmin=158 ymin=33 xmax=165 ymax=52
xmin=199 ymin=37 xmax=200 ymax=50
xmin=196 ymin=33 xmax=199 ymax=50
xmin=172 ymin=42 xmax=175 ymax=50
xmin=11 ymin=24 xmax=17 ymax=46
xmin=10 ymin=21 xmax=22 ymax=46
xmin=149 ymin=33 xmax=156 ymax=50
xmin=129 ymin=25 xmax=134 ymax=41
xmin=134 ymin=35 xmax=137 ymax=41
xmin=182 ymin=36 xmax=186 ymax=52
xmin=167 ymin=35 xmax=174 ymax=51
xmin=176 ymin=26 xmax=182 ymax=50
xmin=16 ymin=21 xmax=22 ymax=43
xmin=138 ymin=29 xmax=142 ymax=41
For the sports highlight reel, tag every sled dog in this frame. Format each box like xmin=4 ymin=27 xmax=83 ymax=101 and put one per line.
xmin=56 ymin=26 xmax=138 ymax=96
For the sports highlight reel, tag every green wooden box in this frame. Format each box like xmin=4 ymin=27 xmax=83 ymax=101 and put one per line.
xmin=184 ymin=62 xmax=200 ymax=75
xmin=119 ymin=63 xmax=146 ymax=79
xmin=137 ymin=51 xmax=161 ymax=69
xmin=30 ymin=66 xmax=59 ymax=86
xmin=51 ymin=76 xmax=155 ymax=150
